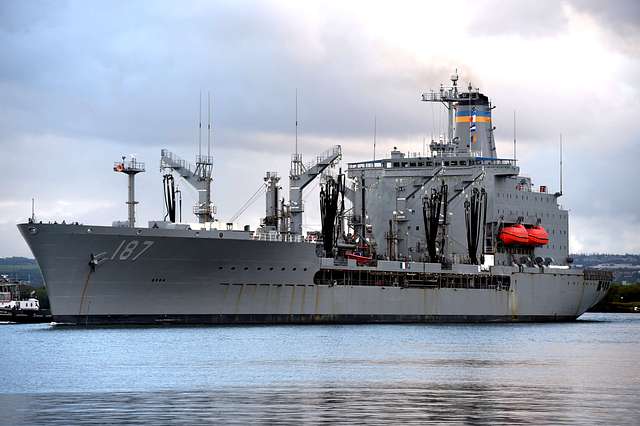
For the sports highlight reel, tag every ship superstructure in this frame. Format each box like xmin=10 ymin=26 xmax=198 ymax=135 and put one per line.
xmin=18 ymin=74 xmax=612 ymax=325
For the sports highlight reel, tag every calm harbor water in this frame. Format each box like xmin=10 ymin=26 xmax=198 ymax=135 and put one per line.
xmin=1 ymin=313 xmax=639 ymax=425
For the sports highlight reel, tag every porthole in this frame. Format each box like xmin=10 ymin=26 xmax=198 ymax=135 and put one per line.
xmin=244 ymin=267 xmax=249 ymax=270
xmin=281 ymin=267 xmax=286 ymax=271
xmin=219 ymin=232 xmax=223 ymax=238
xmin=292 ymin=267 xmax=297 ymax=271
xmin=303 ymin=268 xmax=307 ymax=271
xmin=218 ymin=266 xmax=223 ymax=270
xmin=269 ymin=267 xmax=274 ymax=271
xmin=257 ymin=267 xmax=262 ymax=271
xmin=231 ymin=267 xmax=236 ymax=271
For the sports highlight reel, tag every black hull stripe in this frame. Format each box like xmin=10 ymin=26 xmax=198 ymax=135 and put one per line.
xmin=54 ymin=313 xmax=579 ymax=326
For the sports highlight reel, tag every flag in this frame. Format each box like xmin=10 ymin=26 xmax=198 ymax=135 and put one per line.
xmin=469 ymin=107 xmax=477 ymax=132
xmin=470 ymin=107 xmax=477 ymax=132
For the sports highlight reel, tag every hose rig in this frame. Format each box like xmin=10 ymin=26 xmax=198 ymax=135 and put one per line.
xmin=422 ymin=181 xmax=448 ymax=263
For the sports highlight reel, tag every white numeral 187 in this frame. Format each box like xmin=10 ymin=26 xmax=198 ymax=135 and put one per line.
xmin=110 ymin=240 xmax=154 ymax=261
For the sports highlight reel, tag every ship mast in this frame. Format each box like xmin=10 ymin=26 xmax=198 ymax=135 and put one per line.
xmin=113 ymin=156 xmax=146 ymax=227
xmin=422 ymin=71 xmax=496 ymax=159
xmin=160 ymin=92 xmax=214 ymax=224
xmin=421 ymin=71 xmax=460 ymax=155
xmin=448 ymin=72 xmax=457 ymax=143
xmin=286 ymin=89 xmax=342 ymax=236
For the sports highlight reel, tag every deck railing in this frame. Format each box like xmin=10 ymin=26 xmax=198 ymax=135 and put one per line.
xmin=250 ymin=232 xmax=306 ymax=243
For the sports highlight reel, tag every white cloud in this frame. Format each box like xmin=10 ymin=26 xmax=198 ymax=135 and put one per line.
xmin=570 ymin=214 xmax=640 ymax=254
xmin=0 ymin=0 xmax=638 ymax=255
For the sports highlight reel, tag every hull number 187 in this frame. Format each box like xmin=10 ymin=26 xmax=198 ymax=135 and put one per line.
xmin=110 ymin=240 xmax=154 ymax=261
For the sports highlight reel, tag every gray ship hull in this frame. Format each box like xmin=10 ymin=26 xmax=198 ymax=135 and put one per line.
xmin=19 ymin=223 xmax=608 ymax=325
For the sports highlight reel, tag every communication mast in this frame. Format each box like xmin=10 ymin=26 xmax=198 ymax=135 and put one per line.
xmin=421 ymin=70 xmax=497 ymax=159
xmin=113 ymin=156 xmax=146 ymax=227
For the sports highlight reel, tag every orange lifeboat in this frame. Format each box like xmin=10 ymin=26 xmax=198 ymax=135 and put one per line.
xmin=527 ymin=225 xmax=549 ymax=246
xmin=498 ymin=224 xmax=529 ymax=245
xmin=345 ymin=251 xmax=372 ymax=266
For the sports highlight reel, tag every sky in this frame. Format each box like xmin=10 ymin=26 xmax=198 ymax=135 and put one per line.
xmin=1 ymin=0 xmax=639 ymax=257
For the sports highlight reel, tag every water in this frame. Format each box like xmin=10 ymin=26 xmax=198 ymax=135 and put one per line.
xmin=1 ymin=313 xmax=639 ymax=425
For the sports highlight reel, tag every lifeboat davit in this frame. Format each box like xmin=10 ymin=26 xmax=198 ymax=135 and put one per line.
xmin=498 ymin=224 xmax=529 ymax=245
xmin=527 ymin=225 xmax=549 ymax=246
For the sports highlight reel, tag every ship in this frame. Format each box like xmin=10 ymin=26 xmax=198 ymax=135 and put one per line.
xmin=18 ymin=73 xmax=612 ymax=325
xmin=0 ymin=275 xmax=40 ymax=313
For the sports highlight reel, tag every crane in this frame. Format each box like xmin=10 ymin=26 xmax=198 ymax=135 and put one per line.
xmin=288 ymin=145 xmax=342 ymax=236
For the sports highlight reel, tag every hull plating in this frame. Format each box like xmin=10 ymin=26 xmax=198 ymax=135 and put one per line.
xmin=19 ymin=223 xmax=608 ymax=325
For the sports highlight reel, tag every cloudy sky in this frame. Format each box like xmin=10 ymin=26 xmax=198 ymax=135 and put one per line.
xmin=1 ymin=0 xmax=639 ymax=257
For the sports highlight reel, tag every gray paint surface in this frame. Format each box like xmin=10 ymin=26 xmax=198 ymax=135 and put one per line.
xmin=18 ymin=223 xmax=606 ymax=325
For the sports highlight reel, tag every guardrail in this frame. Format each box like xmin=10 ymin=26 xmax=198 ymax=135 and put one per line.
xmin=114 ymin=160 xmax=145 ymax=172
xmin=161 ymin=149 xmax=192 ymax=171
xmin=196 ymin=155 xmax=213 ymax=165
xmin=250 ymin=232 xmax=306 ymax=243
xmin=305 ymin=145 xmax=341 ymax=170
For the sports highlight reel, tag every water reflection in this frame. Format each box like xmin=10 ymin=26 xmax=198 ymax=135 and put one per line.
xmin=3 ymin=382 xmax=636 ymax=425
xmin=1 ymin=313 xmax=639 ymax=425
